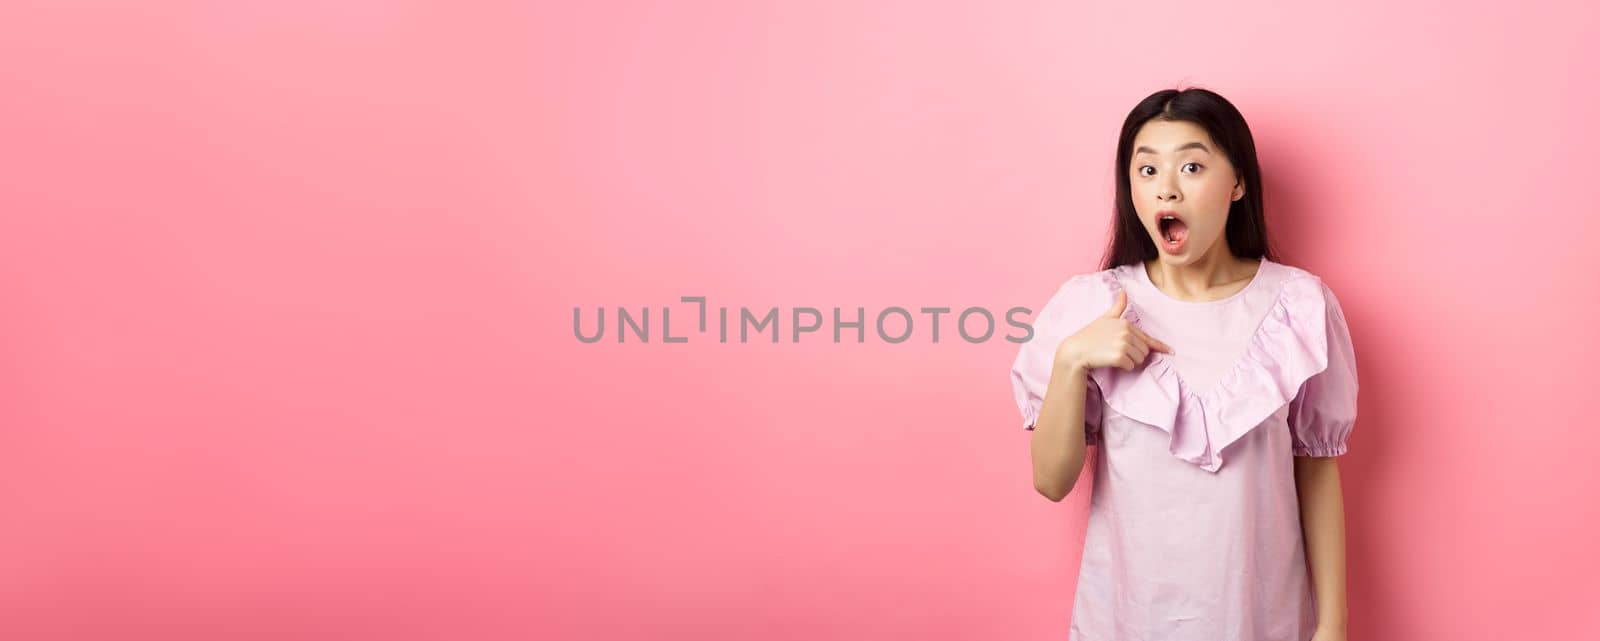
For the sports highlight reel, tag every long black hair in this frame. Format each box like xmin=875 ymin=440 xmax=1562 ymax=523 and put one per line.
xmin=1099 ymin=87 xmax=1277 ymax=270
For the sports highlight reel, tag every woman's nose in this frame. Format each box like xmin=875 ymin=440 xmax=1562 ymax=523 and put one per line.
xmin=1156 ymin=179 xmax=1177 ymax=200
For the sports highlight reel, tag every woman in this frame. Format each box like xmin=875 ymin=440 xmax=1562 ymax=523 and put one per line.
xmin=1010 ymin=87 xmax=1357 ymax=641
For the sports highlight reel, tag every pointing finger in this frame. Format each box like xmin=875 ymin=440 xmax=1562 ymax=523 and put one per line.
xmin=1130 ymin=324 xmax=1174 ymax=354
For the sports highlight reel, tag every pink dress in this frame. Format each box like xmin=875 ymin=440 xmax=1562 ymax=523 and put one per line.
xmin=1009 ymin=257 xmax=1359 ymax=641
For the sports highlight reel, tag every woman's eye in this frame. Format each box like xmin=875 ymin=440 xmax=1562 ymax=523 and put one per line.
xmin=1137 ymin=164 xmax=1200 ymax=176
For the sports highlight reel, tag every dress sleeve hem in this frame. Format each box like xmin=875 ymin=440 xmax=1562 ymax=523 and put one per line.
xmin=1291 ymin=442 xmax=1349 ymax=457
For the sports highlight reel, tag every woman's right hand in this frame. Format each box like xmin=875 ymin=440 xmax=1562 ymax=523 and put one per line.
xmin=1053 ymin=289 xmax=1173 ymax=372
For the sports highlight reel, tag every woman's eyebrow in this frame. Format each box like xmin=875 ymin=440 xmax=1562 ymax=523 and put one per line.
xmin=1134 ymin=142 xmax=1211 ymax=155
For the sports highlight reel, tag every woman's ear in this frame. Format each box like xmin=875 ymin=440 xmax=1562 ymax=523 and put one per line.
xmin=1232 ymin=181 xmax=1246 ymax=201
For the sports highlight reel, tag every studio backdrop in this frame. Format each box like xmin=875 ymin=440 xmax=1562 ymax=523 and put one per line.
xmin=2 ymin=2 xmax=1596 ymax=640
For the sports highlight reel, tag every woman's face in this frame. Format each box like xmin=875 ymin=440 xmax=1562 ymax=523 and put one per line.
xmin=1128 ymin=119 xmax=1245 ymax=263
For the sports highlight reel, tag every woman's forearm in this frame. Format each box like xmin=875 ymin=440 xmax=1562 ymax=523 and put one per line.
xmin=1029 ymin=361 xmax=1091 ymax=501
xmin=1295 ymin=456 xmax=1349 ymax=633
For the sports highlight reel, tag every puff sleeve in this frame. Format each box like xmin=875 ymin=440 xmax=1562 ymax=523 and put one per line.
xmin=1287 ymin=281 xmax=1360 ymax=457
xmin=1009 ymin=274 xmax=1112 ymax=443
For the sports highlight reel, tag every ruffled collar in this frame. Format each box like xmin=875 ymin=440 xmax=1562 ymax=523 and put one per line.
xmin=1088 ymin=259 xmax=1332 ymax=473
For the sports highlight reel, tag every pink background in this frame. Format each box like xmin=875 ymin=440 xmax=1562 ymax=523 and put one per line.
xmin=3 ymin=2 xmax=1597 ymax=639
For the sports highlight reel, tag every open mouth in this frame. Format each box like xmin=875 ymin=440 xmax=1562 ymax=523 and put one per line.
xmin=1158 ymin=213 xmax=1189 ymax=247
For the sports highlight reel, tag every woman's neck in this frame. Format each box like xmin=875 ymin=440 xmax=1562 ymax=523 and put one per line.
xmin=1143 ymin=244 xmax=1261 ymax=302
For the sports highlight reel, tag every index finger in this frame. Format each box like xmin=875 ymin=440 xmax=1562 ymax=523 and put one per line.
xmin=1130 ymin=324 xmax=1173 ymax=353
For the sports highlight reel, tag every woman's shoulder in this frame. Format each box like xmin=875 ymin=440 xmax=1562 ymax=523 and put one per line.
xmin=1266 ymin=258 xmax=1323 ymax=285
xmin=1257 ymin=260 xmax=1353 ymax=337
xmin=1030 ymin=266 xmax=1130 ymax=332
xmin=1264 ymin=259 xmax=1344 ymax=304
xmin=1050 ymin=263 xmax=1139 ymax=293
